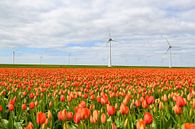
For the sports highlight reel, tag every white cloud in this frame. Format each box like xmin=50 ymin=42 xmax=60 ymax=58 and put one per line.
xmin=0 ymin=0 xmax=195 ymax=66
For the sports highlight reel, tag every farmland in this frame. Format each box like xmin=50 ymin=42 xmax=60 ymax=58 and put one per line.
xmin=0 ymin=67 xmax=195 ymax=129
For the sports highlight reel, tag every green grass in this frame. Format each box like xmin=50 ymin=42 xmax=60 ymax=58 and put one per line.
xmin=0 ymin=64 xmax=194 ymax=68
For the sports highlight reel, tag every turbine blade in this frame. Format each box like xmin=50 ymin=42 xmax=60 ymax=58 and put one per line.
xmin=112 ymin=39 xmax=118 ymax=42
xmin=162 ymin=35 xmax=171 ymax=46
xmin=109 ymin=32 xmax=111 ymax=39
xmin=165 ymin=47 xmax=170 ymax=54
xmin=165 ymin=37 xmax=171 ymax=46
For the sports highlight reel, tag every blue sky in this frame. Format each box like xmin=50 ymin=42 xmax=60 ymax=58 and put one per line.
xmin=0 ymin=0 xmax=195 ymax=66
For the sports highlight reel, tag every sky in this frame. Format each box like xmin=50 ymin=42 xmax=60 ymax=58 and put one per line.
xmin=0 ymin=0 xmax=195 ymax=66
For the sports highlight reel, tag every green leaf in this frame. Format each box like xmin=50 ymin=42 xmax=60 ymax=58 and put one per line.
xmin=14 ymin=122 xmax=23 ymax=129
xmin=0 ymin=119 xmax=9 ymax=129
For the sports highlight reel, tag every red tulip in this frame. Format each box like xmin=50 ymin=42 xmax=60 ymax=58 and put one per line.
xmin=22 ymin=104 xmax=27 ymax=110
xmin=73 ymin=113 xmax=81 ymax=124
xmin=101 ymin=94 xmax=109 ymax=105
xmin=146 ymin=96 xmax=155 ymax=105
xmin=36 ymin=112 xmax=46 ymax=125
xmin=9 ymin=99 xmax=16 ymax=105
xmin=97 ymin=97 xmax=101 ymax=103
xmin=8 ymin=104 xmax=14 ymax=111
xmin=83 ymin=93 xmax=88 ymax=99
xmin=144 ymin=112 xmax=153 ymax=125
xmin=107 ymin=105 xmax=115 ymax=116
xmin=175 ymin=96 xmax=186 ymax=107
xmin=29 ymin=102 xmax=35 ymax=109
xmin=60 ymin=95 xmax=65 ymax=102
xmin=0 ymin=105 xmax=3 ymax=112
xmin=29 ymin=93 xmax=34 ymax=99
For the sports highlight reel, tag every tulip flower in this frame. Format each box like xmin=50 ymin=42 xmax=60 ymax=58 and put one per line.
xmin=101 ymin=113 xmax=106 ymax=123
xmin=0 ymin=105 xmax=3 ymax=112
xmin=120 ymin=103 xmax=129 ymax=115
xmin=136 ymin=119 xmax=146 ymax=129
xmin=146 ymin=96 xmax=155 ymax=105
xmin=107 ymin=105 xmax=116 ymax=116
xmin=8 ymin=104 xmax=14 ymax=111
xmin=144 ymin=112 xmax=153 ymax=125
xmin=22 ymin=104 xmax=27 ymax=110
xmin=24 ymin=122 xmax=34 ymax=129
xmin=36 ymin=112 xmax=46 ymax=125
xmin=173 ymin=105 xmax=182 ymax=114
xmin=29 ymin=102 xmax=35 ymax=109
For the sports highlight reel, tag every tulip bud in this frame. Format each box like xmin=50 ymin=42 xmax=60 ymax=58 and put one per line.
xmin=101 ymin=113 xmax=106 ymax=123
xmin=48 ymin=110 xmax=52 ymax=120
xmin=49 ymin=101 xmax=52 ymax=108
xmin=124 ymin=118 xmax=128 ymax=128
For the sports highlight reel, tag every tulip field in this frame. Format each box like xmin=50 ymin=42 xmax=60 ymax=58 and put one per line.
xmin=0 ymin=67 xmax=195 ymax=129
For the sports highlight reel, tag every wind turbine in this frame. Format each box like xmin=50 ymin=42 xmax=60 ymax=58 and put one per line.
xmin=68 ymin=53 xmax=71 ymax=65
xmin=40 ymin=56 xmax=43 ymax=65
xmin=107 ymin=33 xmax=117 ymax=67
xmin=12 ymin=50 xmax=15 ymax=64
xmin=164 ymin=37 xmax=172 ymax=68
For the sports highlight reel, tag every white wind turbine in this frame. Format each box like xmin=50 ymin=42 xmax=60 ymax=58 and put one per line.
xmin=163 ymin=37 xmax=173 ymax=68
xmin=12 ymin=50 xmax=15 ymax=64
xmin=107 ymin=33 xmax=117 ymax=67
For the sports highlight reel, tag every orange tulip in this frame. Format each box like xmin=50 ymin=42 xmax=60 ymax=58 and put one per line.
xmin=136 ymin=119 xmax=146 ymax=129
xmin=58 ymin=109 xmax=66 ymax=121
xmin=36 ymin=112 xmax=46 ymax=125
xmin=192 ymin=98 xmax=195 ymax=109
xmin=120 ymin=103 xmax=129 ymax=115
xmin=24 ymin=122 xmax=34 ymax=129
xmin=101 ymin=113 xmax=106 ymax=123
xmin=173 ymin=105 xmax=182 ymax=114
xmin=112 ymin=122 xmax=117 ymax=129
xmin=66 ymin=112 xmax=73 ymax=120
xmin=183 ymin=123 xmax=195 ymax=129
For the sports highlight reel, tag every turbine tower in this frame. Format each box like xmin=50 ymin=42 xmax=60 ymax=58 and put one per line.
xmin=12 ymin=51 xmax=15 ymax=64
xmin=107 ymin=33 xmax=116 ymax=67
xmin=40 ymin=56 xmax=43 ymax=65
